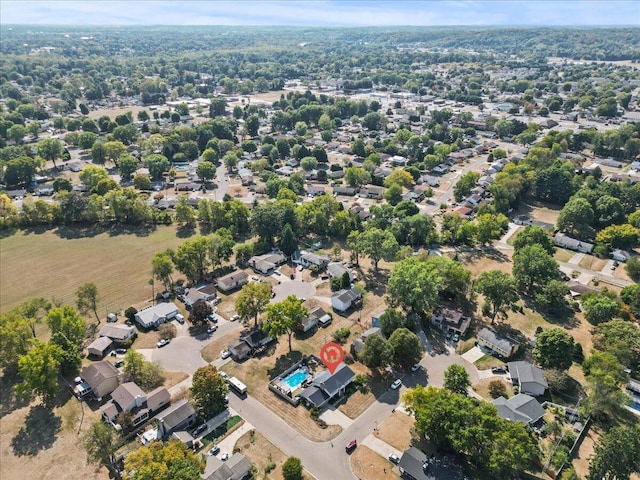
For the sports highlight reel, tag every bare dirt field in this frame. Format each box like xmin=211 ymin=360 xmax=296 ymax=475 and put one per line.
xmin=579 ymin=255 xmax=608 ymax=271
xmin=350 ymin=445 xmax=400 ymax=480
xmin=233 ymin=430 xmax=312 ymax=480
xmin=377 ymin=411 xmax=418 ymax=452
xmin=472 ymin=377 xmax=512 ymax=401
xmin=0 ymin=225 xmax=186 ymax=313
xmin=451 ymin=249 xmax=513 ymax=276
xmin=0 ymin=390 xmax=108 ymax=480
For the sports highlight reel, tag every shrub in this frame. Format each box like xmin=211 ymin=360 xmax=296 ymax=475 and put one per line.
xmin=124 ymin=306 xmax=138 ymax=322
xmin=332 ymin=327 xmax=350 ymax=344
xmin=488 ymin=379 xmax=507 ymax=398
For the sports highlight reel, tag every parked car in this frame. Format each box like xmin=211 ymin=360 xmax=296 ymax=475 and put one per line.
xmin=208 ymin=314 xmax=218 ymax=323
xmin=221 ymin=452 xmax=229 ymax=461
xmin=221 ymin=350 xmax=232 ymax=360
xmin=491 ymin=366 xmax=507 ymax=374
xmin=207 ymin=325 xmax=218 ymax=334
xmin=274 ymin=270 xmax=281 ymax=276
xmin=452 ymin=334 xmax=460 ymax=342
xmin=411 ymin=364 xmax=421 ymax=372
xmin=208 ymin=445 xmax=220 ymax=456
xmin=230 ymin=314 xmax=240 ymax=322
xmin=114 ymin=359 xmax=124 ymax=368
xmin=388 ymin=453 xmax=400 ymax=464
xmin=251 ymin=275 xmax=259 ymax=281
xmin=345 ymin=439 xmax=357 ymax=453
xmin=115 ymin=348 xmax=127 ymax=355
xmin=157 ymin=338 xmax=170 ymax=348
xmin=391 ymin=379 xmax=402 ymax=390
xmin=219 ymin=371 xmax=229 ymax=380
xmin=175 ymin=314 xmax=185 ymax=324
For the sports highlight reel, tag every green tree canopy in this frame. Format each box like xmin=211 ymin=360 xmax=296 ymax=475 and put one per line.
xmin=443 ymin=364 xmax=471 ymax=394
xmin=123 ymin=440 xmax=204 ymax=480
xmin=282 ymin=457 xmax=303 ymax=480
xmin=475 ymin=270 xmax=519 ymax=323
xmin=532 ymin=328 xmax=575 ymax=371
xmin=190 ymin=365 xmax=228 ymax=420
xmin=263 ymin=295 xmax=308 ymax=352
xmin=235 ymin=281 xmax=272 ymax=327
xmin=588 ymin=426 xmax=640 ymax=480
xmin=583 ymin=294 xmax=620 ymax=325
xmin=16 ymin=340 xmax=63 ymax=407
xmin=76 ymin=282 xmax=100 ymax=323
xmin=359 ymin=333 xmax=393 ymax=371
xmin=388 ymin=328 xmax=423 ymax=368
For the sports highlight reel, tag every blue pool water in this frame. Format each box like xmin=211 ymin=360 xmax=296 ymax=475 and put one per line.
xmin=283 ymin=369 xmax=308 ymax=389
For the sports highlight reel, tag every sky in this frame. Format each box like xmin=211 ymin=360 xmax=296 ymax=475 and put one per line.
xmin=1 ymin=1 xmax=638 ymax=26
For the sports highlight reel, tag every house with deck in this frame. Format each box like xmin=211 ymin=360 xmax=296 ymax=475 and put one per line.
xmin=477 ymin=328 xmax=520 ymax=358
xmin=508 ymin=361 xmax=548 ymax=396
xmin=217 ymin=271 xmax=249 ymax=293
xmin=299 ymin=364 xmax=355 ymax=409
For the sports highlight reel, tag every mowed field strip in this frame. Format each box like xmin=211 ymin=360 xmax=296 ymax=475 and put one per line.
xmin=0 ymin=226 xmax=185 ymax=313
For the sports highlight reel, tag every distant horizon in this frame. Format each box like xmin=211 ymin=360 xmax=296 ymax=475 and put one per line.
xmin=1 ymin=1 xmax=638 ymax=27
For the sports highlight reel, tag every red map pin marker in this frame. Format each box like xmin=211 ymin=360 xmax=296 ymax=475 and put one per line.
xmin=320 ymin=342 xmax=345 ymax=375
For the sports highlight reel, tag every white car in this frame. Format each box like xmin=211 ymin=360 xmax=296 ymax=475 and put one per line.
xmin=156 ymin=338 xmax=170 ymax=348
xmin=219 ymin=371 xmax=229 ymax=380
xmin=411 ymin=364 xmax=421 ymax=372
xmin=391 ymin=379 xmax=402 ymax=390
xmin=230 ymin=314 xmax=240 ymax=322
xmin=221 ymin=350 xmax=232 ymax=360
xmin=220 ymin=452 xmax=229 ymax=461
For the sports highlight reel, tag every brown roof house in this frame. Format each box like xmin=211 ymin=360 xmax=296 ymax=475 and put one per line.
xmin=80 ymin=360 xmax=122 ymax=400
xmin=87 ymin=336 xmax=113 ymax=358
xmin=101 ymin=382 xmax=170 ymax=429
xmin=431 ymin=308 xmax=471 ymax=336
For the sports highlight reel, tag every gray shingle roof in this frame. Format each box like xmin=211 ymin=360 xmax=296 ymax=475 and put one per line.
xmin=508 ymin=361 xmax=548 ymax=389
xmin=492 ymin=394 xmax=545 ymax=424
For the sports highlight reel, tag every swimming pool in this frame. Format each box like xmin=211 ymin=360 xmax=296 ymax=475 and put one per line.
xmin=283 ymin=368 xmax=309 ymax=390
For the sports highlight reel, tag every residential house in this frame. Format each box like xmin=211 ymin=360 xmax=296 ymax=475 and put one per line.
xmin=373 ymin=166 xmax=394 ymax=179
xmin=554 ymin=233 xmax=594 ymax=254
xmin=229 ymin=328 xmax=275 ymax=361
xmin=275 ymin=166 xmax=294 ymax=176
xmin=238 ymin=168 xmax=253 ymax=186
xmin=327 ymin=169 xmax=344 ymax=179
xmin=184 ymin=284 xmax=218 ymax=308
xmin=359 ymin=187 xmax=384 ymax=199
xmin=432 ymin=164 xmax=450 ymax=174
xmin=81 ymin=361 xmax=122 ymax=399
xmin=300 ymin=252 xmax=330 ymax=270
xmin=431 ymin=308 xmax=471 ymax=336
xmin=350 ymin=327 xmax=384 ymax=356
xmin=391 ymin=155 xmax=409 ymax=166
xmin=87 ymin=336 xmax=113 ymax=358
xmin=419 ymin=175 xmax=440 ymax=187
xmin=477 ymin=328 xmax=520 ymax=358
xmin=398 ymin=448 xmax=430 ymax=480
xmin=611 ymin=249 xmax=632 ymax=262
xmin=451 ymin=206 xmax=473 ymax=218
xmin=402 ymin=191 xmax=425 ymax=203
xmin=299 ymin=306 xmax=332 ymax=333
xmin=327 ymin=262 xmax=355 ymax=283
xmin=302 ymin=307 xmax=332 ymax=332
xmin=307 ymin=185 xmax=326 ymax=197
xmin=101 ymin=382 xmax=170 ymax=428
xmin=155 ymin=399 xmax=197 ymax=439
xmin=332 ymin=186 xmax=356 ymax=196
xmin=217 ymin=271 xmax=249 ymax=293
xmin=248 ymin=252 xmax=287 ymax=275
xmin=349 ymin=204 xmax=369 ymax=221
xmin=98 ymin=324 xmax=137 ymax=344
xmin=492 ymin=394 xmax=546 ymax=425
xmin=465 ymin=194 xmax=482 ymax=206
xmin=203 ymin=453 xmax=253 ymax=480
xmin=567 ymin=280 xmax=599 ymax=297
xmin=299 ymin=363 xmax=355 ymax=409
xmin=134 ymin=302 xmax=179 ymax=329
xmin=331 ymin=286 xmax=362 ymax=313
xmin=508 ymin=361 xmax=548 ymax=396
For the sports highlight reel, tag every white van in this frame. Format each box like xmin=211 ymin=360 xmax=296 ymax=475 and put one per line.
xmin=175 ymin=314 xmax=185 ymax=324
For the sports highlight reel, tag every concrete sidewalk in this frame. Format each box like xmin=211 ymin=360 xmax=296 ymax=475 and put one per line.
xmin=208 ymin=421 xmax=255 ymax=457
xmin=320 ymin=405 xmax=354 ymax=429
xmin=362 ymin=431 xmax=401 ymax=459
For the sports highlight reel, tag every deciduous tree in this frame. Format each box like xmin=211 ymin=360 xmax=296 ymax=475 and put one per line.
xmin=124 ymin=440 xmax=204 ymax=480
xmin=388 ymin=328 xmax=423 ymax=368
xmin=190 ymin=365 xmax=228 ymax=420
xmin=476 ymin=270 xmax=519 ymax=323
xmin=83 ymin=421 xmax=123 ymax=480
xmin=443 ymin=364 xmax=471 ymax=394
xmin=263 ymin=295 xmax=308 ymax=352
xmin=533 ymin=328 xmax=575 ymax=371
xmin=359 ymin=334 xmax=393 ymax=370
xmin=76 ymin=282 xmax=100 ymax=323
xmin=235 ymin=282 xmax=272 ymax=327
xmin=16 ymin=340 xmax=62 ymax=407
xmin=588 ymin=426 xmax=640 ymax=480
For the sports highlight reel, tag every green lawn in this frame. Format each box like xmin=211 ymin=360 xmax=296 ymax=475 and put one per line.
xmin=0 ymin=225 xmax=187 ymax=313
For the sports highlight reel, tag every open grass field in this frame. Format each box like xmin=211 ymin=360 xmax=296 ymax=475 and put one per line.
xmin=0 ymin=225 xmax=186 ymax=313
xmin=472 ymin=377 xmax=512 ymax=400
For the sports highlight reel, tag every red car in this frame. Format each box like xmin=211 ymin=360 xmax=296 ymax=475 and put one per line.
xmin=345 ymin=439 xmax=357 ymax=453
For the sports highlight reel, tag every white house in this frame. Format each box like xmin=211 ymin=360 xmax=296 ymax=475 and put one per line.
xmin=98 ymin=324 xmax=137 ymax=344
xmin=331 ymin=286 xmax=362 ymax=313
xmin=300 ymin=252 xmax=330 ymax=270
xmin=611 ymin=249 xmax=632 ymax=262
xmin=248 ymin=252 xmax=287 ymax=275
xmin=134 ymin=302 xmax=179 ymax=329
